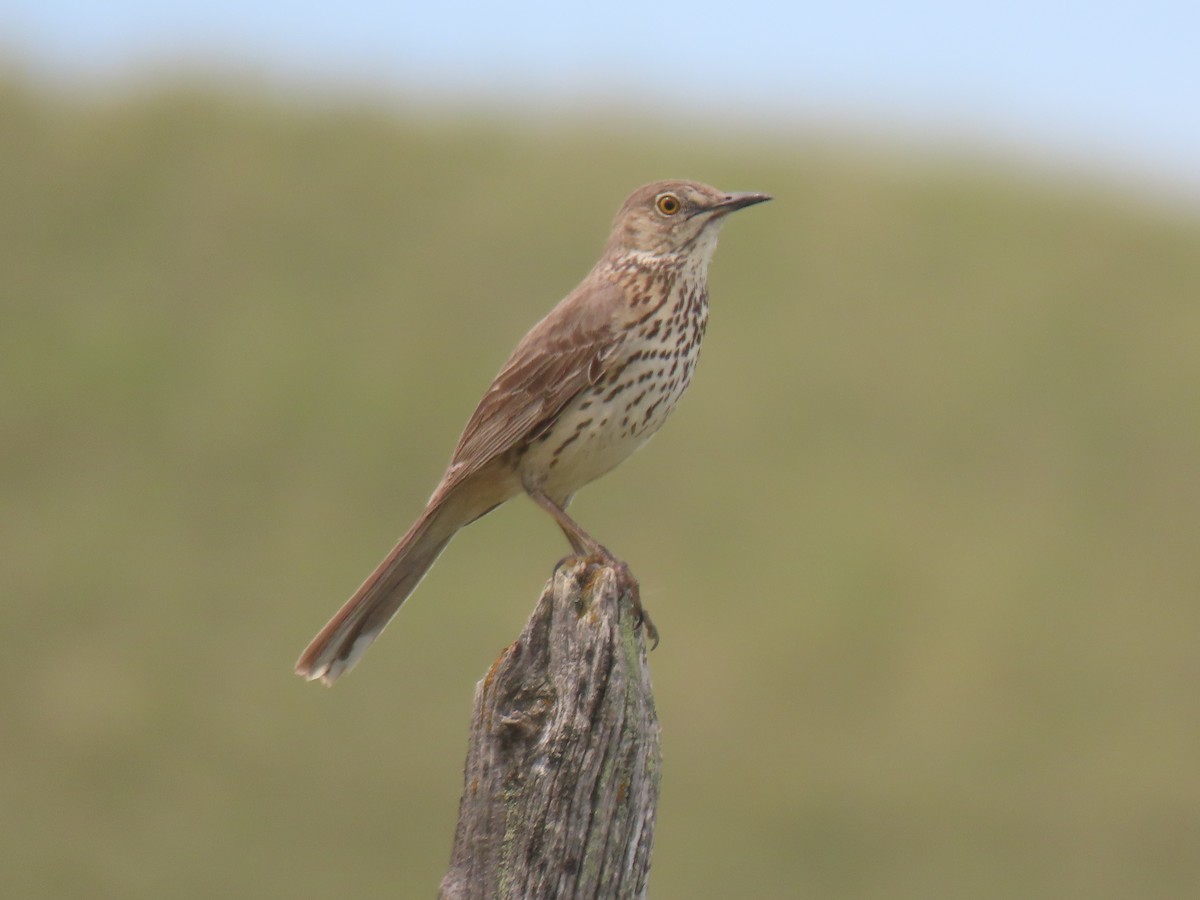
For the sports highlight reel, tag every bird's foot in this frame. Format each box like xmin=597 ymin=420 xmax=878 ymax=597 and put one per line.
xmin=552 ymin=549 xmax=659 ymax=648
xmin=582 ymin=550 xmax=660 ymax=649
xmin=606 ymin=557 xmax=658 ymax=649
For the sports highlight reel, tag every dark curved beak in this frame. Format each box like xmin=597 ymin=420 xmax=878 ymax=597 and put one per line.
xmin=712 ymin=191 xmax=773 ymax=215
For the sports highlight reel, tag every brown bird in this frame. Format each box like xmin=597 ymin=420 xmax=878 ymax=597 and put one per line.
xmin=296 ymin=180 xmax=770 ymax=684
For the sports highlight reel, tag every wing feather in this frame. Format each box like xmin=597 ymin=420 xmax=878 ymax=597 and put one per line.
xmin=441 ymin=277 xmax=626 ymax=488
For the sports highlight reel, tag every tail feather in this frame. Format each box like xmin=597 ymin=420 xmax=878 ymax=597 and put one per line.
xmin=295 ymin=498 xmax=459 ymax=686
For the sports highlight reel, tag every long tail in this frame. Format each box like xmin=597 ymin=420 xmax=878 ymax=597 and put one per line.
xmin=295 ymin=483 xmax=473 ymax=685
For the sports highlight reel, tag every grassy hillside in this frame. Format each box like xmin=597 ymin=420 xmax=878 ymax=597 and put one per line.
xmin=2 ymin=74 xmax=1199 ymax=899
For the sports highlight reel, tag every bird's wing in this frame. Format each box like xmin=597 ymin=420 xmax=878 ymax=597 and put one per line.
xmin=440 ymin=277 xmax=627 ymax=489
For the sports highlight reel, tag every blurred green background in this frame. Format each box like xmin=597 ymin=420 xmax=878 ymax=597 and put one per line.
xmin=2 ymin=73 xmax=1199 ymax=899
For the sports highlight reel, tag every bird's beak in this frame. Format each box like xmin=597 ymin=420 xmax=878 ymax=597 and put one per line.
xmin=711 ymin=191 xmax=772 ymax=214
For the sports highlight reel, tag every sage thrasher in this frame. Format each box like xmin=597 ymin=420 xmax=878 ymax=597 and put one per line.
xmin=296 ymin=180 xmax=770 ymax=684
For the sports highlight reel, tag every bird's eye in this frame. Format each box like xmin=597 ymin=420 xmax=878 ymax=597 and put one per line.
xmin=656 ymin=193 xmax=681 ymax=216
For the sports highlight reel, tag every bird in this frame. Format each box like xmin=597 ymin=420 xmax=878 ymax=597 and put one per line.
xmin=295 ymin=179 xmax=770 ymax=685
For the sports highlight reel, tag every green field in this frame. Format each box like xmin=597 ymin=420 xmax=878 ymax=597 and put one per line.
xmin=3 ymin=74 xmax=1199 ymax=898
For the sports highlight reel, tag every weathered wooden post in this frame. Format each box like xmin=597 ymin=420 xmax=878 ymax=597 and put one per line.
xmin=439 ymin=558 xmax=662 ymax=900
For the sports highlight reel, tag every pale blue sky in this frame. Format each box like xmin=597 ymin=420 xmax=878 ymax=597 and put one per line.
xmin=4 ymin=2 xmax=1198 ymax=193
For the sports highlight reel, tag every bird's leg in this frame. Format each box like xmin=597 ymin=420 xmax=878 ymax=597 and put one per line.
xmin=528 ymin=490 xmax=659 ymax=648
xmin=529 ymin=490 xmax=603 ymax=556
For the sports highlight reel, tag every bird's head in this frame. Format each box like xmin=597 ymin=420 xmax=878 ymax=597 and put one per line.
xmin=604 ymin=179 xmax=771 ymax=260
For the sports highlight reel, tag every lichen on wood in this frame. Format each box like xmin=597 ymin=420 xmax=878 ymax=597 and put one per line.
xmin=440 ymin=558 xmax=661 ymax=900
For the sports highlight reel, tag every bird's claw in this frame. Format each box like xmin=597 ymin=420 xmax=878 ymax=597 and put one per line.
xmin=553 ymin=551 xmax=660 ymax=649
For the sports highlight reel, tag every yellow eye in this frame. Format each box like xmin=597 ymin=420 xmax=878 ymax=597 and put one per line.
xmin=656 ymin=193 xmax=681 ymax=216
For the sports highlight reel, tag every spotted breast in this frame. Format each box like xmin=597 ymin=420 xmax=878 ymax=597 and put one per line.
xmin=518 ymin=250 xmax=710 ymax=504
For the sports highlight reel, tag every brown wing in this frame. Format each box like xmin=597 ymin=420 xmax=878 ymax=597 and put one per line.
xmin=440 ymin=276 xmax=627 ymax=489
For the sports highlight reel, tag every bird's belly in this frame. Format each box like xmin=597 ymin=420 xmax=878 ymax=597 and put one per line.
xmin=517 ymin=346 xmax=698 ymax=500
